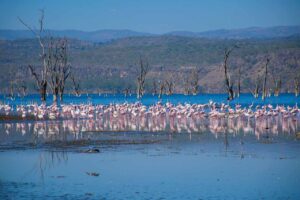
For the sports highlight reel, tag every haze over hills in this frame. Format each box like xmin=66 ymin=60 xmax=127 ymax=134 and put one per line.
xmin=0 ymin=25 xmax=300 ymax=42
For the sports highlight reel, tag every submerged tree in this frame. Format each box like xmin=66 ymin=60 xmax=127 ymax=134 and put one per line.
xmin=19 ymin=10 xmax=72 ymax=103
xmin=8 ymin=80 xmax=15 ymax=100
xmin=57 ymin=40 xmax=71 ymax=101
xmin=190 ymin=68 xmax=200 ymax=95
xmin=45 ymin=38 xmax=71 ymax=102
xmin=222 ymin=45 xmax=238 ymax=100
xmin=270 ymin=67 xmax=281 ymax=97
xmin=295 ymin=76 xmax=300 ymax=97
xmin=18 ymin=10 xmax=48 ymax=102
xmin=19 ymin=85 xmax=27 ymax=97
xmin=250 ymin=75 xmax=262 ymax=98
xmin=183 ymin=72 xmax=191 ymax=95
xmin=262 ymin=58 xmax=270 ymax=100
xmin=136 ymin=57 xmax=149 ymax=99
xmin=237 ymin=65 xmax=242 ymax=98
xmin=70 ymin=74 xmax=80 ymax=97
xmin=165 ymin=76 xmax=174 ymax=96
xmin=152 ymin=80 xmax=158 ymax=95
xmin=158 ymin=80 xmax=165 ymax=99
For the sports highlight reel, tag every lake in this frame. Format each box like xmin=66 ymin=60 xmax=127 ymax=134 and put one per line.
xmin=0 ymin=94 xmax=300 ymax=199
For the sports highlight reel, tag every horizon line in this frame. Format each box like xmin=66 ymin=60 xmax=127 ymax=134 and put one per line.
xmin=1 ymin=24 xmax=300 ymax=35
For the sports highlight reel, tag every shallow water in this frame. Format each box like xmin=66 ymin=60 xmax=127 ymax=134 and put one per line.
xmin=1 ymin=93 xmax=300 ymax=107
xmin=0 ymin=118 xmax=300 ymax=199
xmin=0 ymin=94 xmax=300 ymax=199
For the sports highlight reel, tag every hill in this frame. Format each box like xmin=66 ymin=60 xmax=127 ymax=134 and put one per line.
xmin=1 ymin=26 xmax=300 ymax=42
xmin=167 ymin=26 xmax=300 ymax=39
xmin=0 ymin=35 xmax=299 ymax=94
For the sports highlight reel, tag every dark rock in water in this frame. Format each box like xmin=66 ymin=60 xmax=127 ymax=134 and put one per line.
xmin=84 ymin=148 xmax=100 ymax=153
xmin=279 ymin=157 xmax=287 ymax=160
xmin=86 ymin=172 xmax=100 ymax=177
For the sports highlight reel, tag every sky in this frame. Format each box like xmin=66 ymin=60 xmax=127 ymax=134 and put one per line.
xmin=0 ymin=0 xmax=300 ymax=34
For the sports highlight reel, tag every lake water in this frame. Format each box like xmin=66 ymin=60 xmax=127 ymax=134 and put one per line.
xmin=0 ymin=94 xmax=300 ymax=199
xmin=1 ymin=93 xmax=300 ymax=107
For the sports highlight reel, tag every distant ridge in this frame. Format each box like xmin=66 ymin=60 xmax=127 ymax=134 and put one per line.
xmin=0 ymin=26 xmax=300 ymax=42
xmin=0 ymin=29 xmax=154 ymax=42
xmin=167 ymin=26 xmax=300 ymax=39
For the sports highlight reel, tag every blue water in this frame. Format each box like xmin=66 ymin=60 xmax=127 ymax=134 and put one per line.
xmin=1 ymin=93 xmax=299 ymax=107
xmin=0 ymin=132 xmax=300 ymax=200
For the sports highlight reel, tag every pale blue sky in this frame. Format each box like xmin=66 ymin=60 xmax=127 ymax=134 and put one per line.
xmin=0 ymin=0 xmax=299 ymax=33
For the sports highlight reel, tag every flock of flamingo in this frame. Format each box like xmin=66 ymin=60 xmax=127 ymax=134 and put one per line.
xmin=0 ymin=102 xmax=299 ymax=140
xmin=0 ymin=101 xmax=299 ymax=120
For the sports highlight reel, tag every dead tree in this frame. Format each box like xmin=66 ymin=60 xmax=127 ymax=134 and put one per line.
xmin=165 ymin=78 xmax=174 ymax=96
xmin=295 ymin=76 xmax=300 ymax=97
xmin=253 ymin=75 xmax=261 ymax=98
xmin=70 ymin=74 xmax=80 ymax=96
xmin=262 ymin=58 xmax=270 ymax=100
xmin=158 ymin=80 xmax=165 ymax=99
xmin=237 ymin=65 xmax=242 ymax=97
xmin=8 ymin=80 xmax=15 ymax=99
xmin=58 ymin=40 xmax=71 ymax=101
xmin=270 ymin=68 xmax=281 ymax=97
xmin=183 ymin=72 xmax=191 ymax=95
xmin=47 ymin=38 xmax=61 ymax=102
xmin=152 ymin=80 xmax=158 ymax=95
xmin=45 ymin=38 xmax=71 ymax=102
xmin=18 ymin=10 xmax=48 ymax=102
xmin=136 ymin=57 xmax=149 ymax=99
xmin=124 ymin=87 xmax=131 ymax=97
xmin=190 ymin=68 xmax=199 ymax=95
xmin=223 ymin=46 xmax=238 ymax=100
xmin=19 ymin=85 xmax=27 ymax=97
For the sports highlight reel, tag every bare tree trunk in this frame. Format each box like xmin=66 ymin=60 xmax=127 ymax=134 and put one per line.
xmin=223 ymin=47 xmax=238 ymax=100
xmin=9 ymin=80 xmax=14 ymax=99
xmin=53 ymin=88 xmax=59 ymax=102
xmin=274 ymin=78 xmax=281 ymax=97
xmin=237 ymin=65 xmax=241 ymax=97
xmin=165 ymin=79 xmax=174 ymax=95
xmin=71 ymin=75 xmax=80 ymax=96
xmin=249 ymin=75 xmax=260 ymax=98
xmin=59 ymin=88 xmax=64 ymax=101
xmin=295 ymin=78 xmax=299 ymax=97
xmin=270 ymin=64 xmax=281 ymax=97
xmin=136 ymin=57 xmax=149 ymax=99
xmin=183 ymin=73 xmax=190 ymax=95
xmin=158 ymin=81 xmax=164 ymax=99
xmin=262 ymin=58 xmax=270 ymax=100
xmin=40 ymin=81 xmax=47 ymax=101
xmin=124 ymin=87 xmax=130 ymax=97
xmin=19 ymin=10 xmax=49 ymax=102
xmin=254 ymin=85 xmax=259 ymax=98
xmin=20 ymin=85 xmax=27 ymax=97
xmin=58 ymin=39 xmax=71 ymax=102
xmin=191 ymin=68 xmax=199 ymax=95
xmin=152 ymin=80 xmax=157 ymax=95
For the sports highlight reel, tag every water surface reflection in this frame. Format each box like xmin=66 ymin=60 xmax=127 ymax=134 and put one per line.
xmin=0 ymin=114 xmax=299 ymax=147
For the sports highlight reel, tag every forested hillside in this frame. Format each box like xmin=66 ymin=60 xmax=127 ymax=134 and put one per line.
xmin=0 ymin=35 xmax=299 ymax=94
